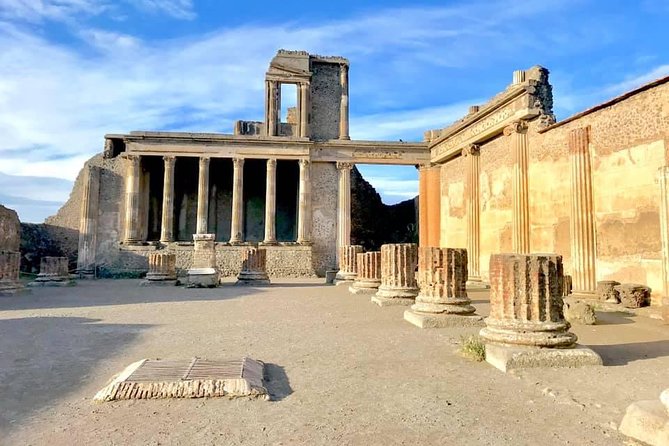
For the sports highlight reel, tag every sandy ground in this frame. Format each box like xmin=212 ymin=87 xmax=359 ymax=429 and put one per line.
xmin=1 ymin=279 xmax=668 ymax=446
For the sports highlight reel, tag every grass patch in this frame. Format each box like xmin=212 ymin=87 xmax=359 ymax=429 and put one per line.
xmin=460 ymin=335 xmax=486 ymax=362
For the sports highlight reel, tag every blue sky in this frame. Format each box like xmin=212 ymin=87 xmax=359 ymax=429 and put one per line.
xmin=1 ymin=0 xmax=668 ymax=222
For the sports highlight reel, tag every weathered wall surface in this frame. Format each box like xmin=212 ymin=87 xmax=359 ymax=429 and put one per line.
xmin=439 ymin=156 xmax=466 ymax=249
xmin=310 ymin=162 xmax=338 ymax=274
xmin=310 ymin=62 xmax=341 ymax=141
xmin=0 ymin=205 xmax=20 ymax=251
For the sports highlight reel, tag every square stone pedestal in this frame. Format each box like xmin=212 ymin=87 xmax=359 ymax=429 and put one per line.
xmin=371 ymin=295 xmax=414 ymax=307
xmin=484 ymin=343 xmax=603 ymax=373
xmin=349 ymin=285 xmax=378 ymax=295
xmin=186 ymin=268 xmax=219 ymax=288
xmin=403 ymin=309 xmax=484 ymax=328
xmin=619 ymin=395 xmax=669 ymax=446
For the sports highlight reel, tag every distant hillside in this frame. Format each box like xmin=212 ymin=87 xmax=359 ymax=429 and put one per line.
xmin=351 ymin=166 xmax=418 ymax=250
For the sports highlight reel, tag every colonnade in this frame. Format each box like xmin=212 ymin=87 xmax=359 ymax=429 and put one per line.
xmin=123 ymin=155 xmax=313 ymax=245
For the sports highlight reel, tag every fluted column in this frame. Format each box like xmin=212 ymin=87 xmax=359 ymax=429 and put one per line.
xmin=123 ymin=154 xmax=141 ymax=244
xmin=196 ymin=157 xmax=210 ymax=234
xmin=336 ymin=162 xmax=353 ymax=255
xmin=463 ymin=144 xmax=481 ymax=281
xmin=505 ymin=120 xmax=530 ymax=253
xmin=237 ymin=247 xmax=270 ymax=285
xmin=146 ymin=253 xmax=177 ymax=281
xmin=266 ymin=81 xmax=278 ymax=136
xmin=658 ymin=166 xmax=669 ymax=304
xmin=335 ymin=245 xmax=363 ymax=282
xmin=373 ymin=243 xmax=419 ymax=306
xmin=299 ymin=82 xmax=310 ymax=138
xmin=77 ymin=164 xmax=100 ymax=276
xmin=339 ymin=64 xmax=350 ymax=140
xmin=350 ymin=251 xmax=381 ymax=294
xmin=418 ymin=165 xmax=429 ymax=247
xmin=569 ymin=126 xmax=596 ymax=295
xmin=230 ymin=157 xmax=244 ymax=244
xmin=296 ymin=159 xmax=312 ymax=244
xmin=160 ymin=156 xmax=176 ymax=242
xmin=263 ymin=159 xmax=277 ymax=244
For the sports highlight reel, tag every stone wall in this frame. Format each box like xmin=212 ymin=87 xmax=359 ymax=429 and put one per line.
xmin=310 ymin=62 xmax=342 ymax=141
xmin=0 ymin=205 xmax=20 ymax=251
xmin=436 ymin=78 xmax=669 ymax=300
xmin=311 ymin=162 xmax=338 ymax=274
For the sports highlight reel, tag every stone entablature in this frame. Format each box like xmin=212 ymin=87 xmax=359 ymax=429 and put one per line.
xmin=428 ymin=66 xmax=554 ymax=163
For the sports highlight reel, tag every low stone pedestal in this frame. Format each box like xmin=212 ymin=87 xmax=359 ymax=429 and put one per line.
xmin=466 ymin=277 xmax=490 ymax=290
xmin=187 ymin=234 xmax=219 ymax=288
xmin=0 ymin=251 xmax=23 ymax=295
xmin=335 ymin=245 xmax=363 ymax=286
xmin=597 ymin=280 xmax=620 ymax=303
xmin=373 ymin=243 xmax=418 ymax=306
xmin=615 ymin=283 xmax=651 ymax=308
xmin=29 ymin=256 xmax=74 ymax=287
xmin=619 ymin=388 xmax=669 ymax=446
xmin=349 ymin=252 xmax=381 ymax=294
xmin=404 ymin=247 xmax=483 ymax=328
xmin=237 ymin=248 xmax=270 ymax=286
xmin=141 ymin=253 xmax=177 ymax=286
xmin=480 ymin=253 xmax=601 ymax=372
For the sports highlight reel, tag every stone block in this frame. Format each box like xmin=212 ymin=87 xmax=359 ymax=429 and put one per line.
xmin=597 ymin=280 xmax=620 ymax=303
xmin=484 ymin=344 xmax=603 ymax=373
xmin=404 ymin=309 xmax=483 ymax=328
xmin=563 ymin=299 xmax=597 ymax=325
xmin=29 ymin=256 xmax=74 ymax=287
xmin=619 ymin=388 xmax=669 ymax=446
xmin=187 ymin=234 xmax=219 ymax=288
xmin=236 ymin=248 xmax=270 ymax=286
xmin=186 ymin=268 xmax=219 ymax=288
xmin=0 ymin=250 xmax=22 ymax=295
xmin=615 ymin=283 xmax=651 ymax=308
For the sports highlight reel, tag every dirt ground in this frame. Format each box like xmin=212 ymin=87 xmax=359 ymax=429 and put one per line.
xmin=1 ymin=279 xmax=667 ymax=445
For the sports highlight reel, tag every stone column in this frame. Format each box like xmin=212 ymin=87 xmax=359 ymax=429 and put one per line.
xmin=339 ymin=64 xmax=350 ymax=140
xmin=463 ymin=144 xmax=485 ymax=287
xmin=426 ymin=166 xmax=441 ymax=247
xmin=266 ymin=81 xmax=278 ymax=136
xmin=350 ymin=251 xmax=381 ymax=294
xmin=480 ymin=253 xmax=601 ymax=372
xmin=77 ymin=164 xmax=100 ymax=277
xmin=335 ymin=245 xmax=364 ymax=283
xmin=144 ymin=253 xmax=177 ymax=283
xmin=418 ymin=165 xmax=429 ymax=247
xmin=196 ymin=157 xmax=210 ymax=235
xmin=237 ymin=247 xmax=270 ymax=285
xmin=263 ymin=159 xmax=277 ymax=245
xmin=296 ymin=159 xmax=312 ymax=244
xmin=299 ymin=82 xmax=310 ymax=138
xmin=160 ymin=156 xmax=176 ymax=242
xmin=230 ymin=157 xmax=244 ymax=244
xmin=569 ymin=126 xmax=597 ymax=297
xmin=187 ymin=234 xmax=219 ymax=287
xmin=404 ymin=247 xmax=482 ymax=328
xmin=336 ymin=162 xmax=353 ymax=256
xmin=373 ymin=243 xmax=419 ymax=306
xmin=658 ymin=166 xmax=669 ymax=306
xmin=0 ymin=251 xmax=22 ymax=295
xmin=123 ymin=154 xmax=142 ymax=244
xmin=30 ymin=256 xmax=72 ymax=286
xmin=505 ymin=121 xmax=530 ymax=254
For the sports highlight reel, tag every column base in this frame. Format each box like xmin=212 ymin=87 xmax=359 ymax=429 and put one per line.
xmin=372 ymin=295 xmax=415 ymax=307
xmin=237 ymin=270 xmax=270 ymax=286
xmin=466 ymin=278 xmax=490 ymax=290
xmin=146 ymin=272 xmax=177 ymax=281
xmin=568 ymin=290 xmax=598 ymax=300
xmin=186 ymin=268 xmax=219 ymax=288
xmin=259 ymin=240 xmax=278 ymax=246
xmin=483 ymin=343 xmax=602 ymax=373
xmin=77 ymin=269 xmax=96 ymax=279
xmin=335 ymin=271 xmax=356 ymax=282
xmin=349 ymin=279 xmax=381 ymax=295
xmin=619 ymin=391 xmax=669 ymax=446
xmin=140 ymin=279 xmax=178 ymax=287
xmin=28 ymin=279 xmax=75 ymax=287
xmin=0 ymin=281 xmax=27 ymax=296
xmin=404 ymin=309 xmax=484 ymax=328
xmin=334 ymin=279 xmax=354 ymax=287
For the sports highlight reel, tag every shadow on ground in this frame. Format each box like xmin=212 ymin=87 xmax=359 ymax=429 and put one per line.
xmin=263 ymin=363 xmax=293 ymax=402
xmin=0 ymin=316 xmax=151 ymax=433
xmin=589 ymin=340 xmax=669 ymax=366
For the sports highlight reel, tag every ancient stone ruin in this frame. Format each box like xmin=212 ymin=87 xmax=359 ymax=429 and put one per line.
xmin=335 ymin=245 xmax=363 ymax=285
xmin=480 ymin=253 xmax=602 ymax=372
xmin=187 ymin=234 xmax=219 ymax=287
xmin=404 ymin=247 xmax=483 ymax=328
xmin=349 ymin=251 xmax=381 ymax=294
xmin=142 ymin=252 xmax=177 ymax=286
xmin=29 ymin=256 xmax=73 ymax=287
xmin=372 ymin=243 xmax=419 ymax=306
xmin=236 ymin=247 xmax=270 ymax=286
xmin=0 ymin=205 xmax=23 ymax=295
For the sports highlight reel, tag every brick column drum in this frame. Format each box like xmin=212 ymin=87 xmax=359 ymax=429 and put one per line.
xmin=143 ymin=253 xmax=177 ymax=285
xmin=0 ymin=251 xmax=22 ymax=295
xmin=335 ymin=245 xmax=363 ymax=284
xmin=480 ymin=253 xmax=602 ymax=372
xmin=30 ymin=256 xmax=73 ymax=287
xmin=349 ymin=252 xmax=381 ymax=294
xmin=372 ymin=243 xmax=419 ymax=306
xmin=404 ymin=247 xmax=483 ymax=328
xmin=237 ymin=247 xmax=270 ymax=286
xmin=187 ymin=234 xmax=219 ymax=288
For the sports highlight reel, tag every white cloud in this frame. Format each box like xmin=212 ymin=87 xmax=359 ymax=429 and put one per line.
xmin=131 ymin=0 xmax=194 ymax=20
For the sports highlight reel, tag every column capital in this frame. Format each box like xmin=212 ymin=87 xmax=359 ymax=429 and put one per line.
xmin=568 ymin=125 xmax=591 ymax=154
xmin=336 ymin=161 xmax=353 ymax=171
xmin=461 ymin=144 xmax=480 ymax=157
xmin=123 ymin=153 xmax=140 ymax=164
xmin=163 ymin=155 xmax=176 ymax=165
xmin=199 ymin=156 xmax=210 ymax=166
xmin=298 ymin=159 xmax=310 ymax=168
xmin=503 ymin=120 xmax=529 ymax=136
xmin=232 ymin=157 xmax=245 ymax=168
xmin=267 ymin=158 xmax=277 ymax=168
